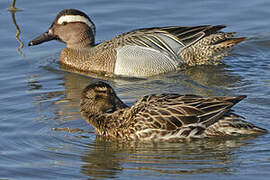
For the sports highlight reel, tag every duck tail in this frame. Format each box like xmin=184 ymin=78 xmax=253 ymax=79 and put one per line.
xmin=212 ymin=37 xmax=245 ymax=51
xmin=179 ymin=32 xmax=245 ymax=66
xmin=205 ymin=113 xmax=268 ymax=136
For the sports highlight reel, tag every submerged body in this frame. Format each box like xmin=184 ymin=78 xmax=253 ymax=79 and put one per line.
xmin=80 ymin=82 xmax=267 ymax=142
xmin=29 ymin=9 xmax=244 ymax=77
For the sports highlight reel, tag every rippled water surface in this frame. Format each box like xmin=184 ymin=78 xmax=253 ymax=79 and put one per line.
xmin=1 ymin=0 xmax=270 ymax=179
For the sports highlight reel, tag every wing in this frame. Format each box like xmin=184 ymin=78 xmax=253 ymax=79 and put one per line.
xmin=159 ymin=25 xmax=226 ymax=47
xmin=111 ymin=25 xmax=226 ymax=56
xmin=130 ymin=94 xmax=246 ymax=131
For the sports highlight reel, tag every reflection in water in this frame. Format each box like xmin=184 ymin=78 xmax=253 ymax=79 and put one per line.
xmin=81 ymin=137 xmax=122 ymax=179
xmin=9 ymin=0 xmax=25 ymax=58
xmin=184 ymin=65 xmax=234 ymax=87
xmin=60 ymin=62 xmax=243 ymax=98
xmin=30 ymin=60 xmax=244 ymax=124
xmin=56 ymin=73 xmax=96 ymax=121
xmin=182 ymin=65 xmax=242 ymax=96
xmin=9 ymin=0 xmax=17 ymax=11
xmin=80 ymin=135 xmax=260 ymax=178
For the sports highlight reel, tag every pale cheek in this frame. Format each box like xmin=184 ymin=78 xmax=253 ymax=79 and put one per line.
xmin=54 ymin=27 xmax=70 ymax=42
xmin=57 ymin=25 xmax=84 ymax=44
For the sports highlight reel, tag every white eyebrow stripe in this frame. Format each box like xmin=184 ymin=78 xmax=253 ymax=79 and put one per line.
xmin=57 ymin=15 xmax=96 ymax=35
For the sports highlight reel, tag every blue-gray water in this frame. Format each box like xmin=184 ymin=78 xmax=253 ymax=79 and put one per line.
xmin=1 ymin=0 xmax=270 ymax=179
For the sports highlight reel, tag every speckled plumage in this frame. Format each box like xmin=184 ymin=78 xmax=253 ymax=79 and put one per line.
xmin=80 ymin=82 xmax=267 ymax=142
xmin=29 ymin=9 xmax=245 ymax=77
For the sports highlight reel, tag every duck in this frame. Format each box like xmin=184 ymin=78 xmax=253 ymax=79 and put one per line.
xmin=80 ymin=81 xmax=267 ymax=141
xmin=29 ymin=9 xmax=245 ymax=78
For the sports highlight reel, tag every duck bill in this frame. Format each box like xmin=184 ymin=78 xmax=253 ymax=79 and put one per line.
xmin=28 ymin=29 xmax=57 ymax=46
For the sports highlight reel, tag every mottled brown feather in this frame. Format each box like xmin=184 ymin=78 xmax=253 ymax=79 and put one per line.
xmin=80 ymin=82 xmax=267 ymax=141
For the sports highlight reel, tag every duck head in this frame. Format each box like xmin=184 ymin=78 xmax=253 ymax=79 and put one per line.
xmin=80 ymin=81 xmax=128 ymax=115
xmin=29 ymin=9 xmax=96 ymax=49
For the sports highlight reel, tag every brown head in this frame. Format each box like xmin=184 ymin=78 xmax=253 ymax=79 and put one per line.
xmin=28 ymin=9 xmax=96 ymax=49
xmin=80 ymin=81 xmax=128 ymax=116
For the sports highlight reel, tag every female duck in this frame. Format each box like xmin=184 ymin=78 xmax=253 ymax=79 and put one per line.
xmin=80 ymin=81 xmax=267 ymax=141
xmin=29 ymin=9 xmax=244 ymax=77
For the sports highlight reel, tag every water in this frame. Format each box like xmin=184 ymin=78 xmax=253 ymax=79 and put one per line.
xmin=0 ymin=0 xmax=270 ymax=179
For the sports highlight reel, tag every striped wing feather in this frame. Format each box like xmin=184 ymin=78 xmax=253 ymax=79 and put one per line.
xmin=131 ymin=94 xmax=246 ymax=132
xmin=160 ymin=25 xmax=226 ymax=46
xmin=111 ymin=25 xmax=226 ymax=55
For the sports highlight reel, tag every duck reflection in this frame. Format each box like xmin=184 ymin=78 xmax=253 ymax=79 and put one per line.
xmin=80 ymin=137 xmax=122 ymax=179
xmin=29 ymin=60 xmax=244 ymax=122
xmin=80 ymin=135 xmax=260 ymax=178
xmin=180 ymin=64 xmax=242 ymax=96
xmin=183 ymin=64 xmax=241 ymax=88
xmin=53 ymin=73 xmax=96 ymax=121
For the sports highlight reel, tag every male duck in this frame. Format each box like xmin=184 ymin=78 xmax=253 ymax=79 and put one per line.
xmin=80 ymin=81 xmax=267 ymax=141
xmin=29 ymin=9 xmax=245 ymax=77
